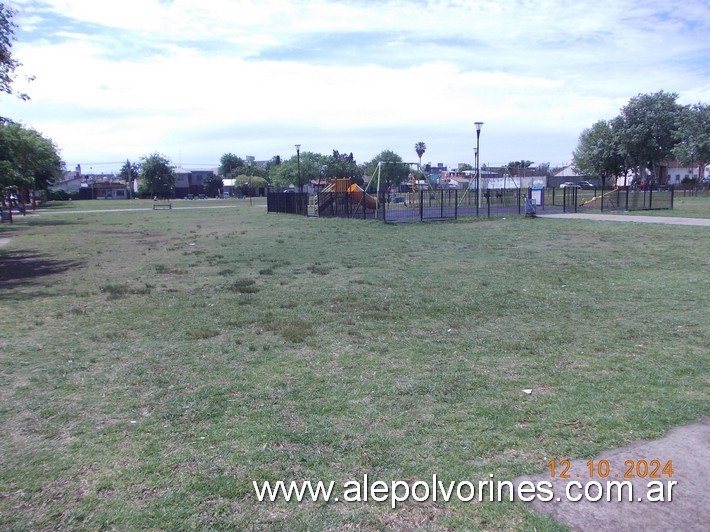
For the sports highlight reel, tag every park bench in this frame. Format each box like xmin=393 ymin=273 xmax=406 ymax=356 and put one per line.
xmin=152 ymin=203 xmax=172 ymax=210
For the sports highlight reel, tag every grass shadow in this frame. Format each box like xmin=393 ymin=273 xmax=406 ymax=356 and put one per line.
xmin=0 ymin=249 xmax=83 ymax=294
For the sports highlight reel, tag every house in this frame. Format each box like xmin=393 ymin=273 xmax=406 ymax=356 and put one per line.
xmin=174 ymin=168 xmax=217 ymax=198
xmin=92 ymin=181 xmax=129 ymax=200
xmin=660 ymin=161 xmax=706 ymax=186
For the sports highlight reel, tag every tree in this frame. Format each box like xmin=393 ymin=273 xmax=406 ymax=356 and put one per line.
xmin=270 ymin=151 xmax=325 ymax=188
xmin=458 ymin=163 xmax=473 ymax=172
xmin=506 ymin=160 xmax=534 ymax=176
xmin=572 ymin=120 xmax=625 ymax=187
xmin=264 ymin=155 xmax=281 ymax=174
xmin=613 ymin=91 xmax=683 ymax=183
xmin=118 ymin=159 xmax=139 ymax=198
xmin=238 ymin=174 xmax=267 ymax=196
xmin=672 ymin=103 xmax=710 ymax=180
xmin=415 ymin=141 xmax=426 ymax=176
xmin=363 ymin=150 xmax=410 ymax=186
xmin=0 ymin=121 xmax=63 ymax=192
xmin=203 ymin=173 xmax=224 ymax=197
xmin=0 ymin=4 xmax=30 ymax=102
xmin=138 ymin=152 xmax=174 ymax=198
xmin=322 ymin=150 xmax=361 ymax=182
xmin=219 ymin=152 xmax=244 ymax=177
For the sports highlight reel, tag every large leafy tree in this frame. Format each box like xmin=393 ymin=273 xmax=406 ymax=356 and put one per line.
xmin=270 ymin=151 xmax=325 ymax=188
xmin=138 ymin=152 xmax=174 ymax=198
xmin=613 ymin=91 xmax=683 ymax=183
xmin=572 ymin=120 xmax=625 ymax=187
xmin=363 ymin=150 xmax=410 ymax=186
xmin=0 ymin=3 xmax=30 ymax=103
xmin=672 ymin=103 xmax=710 ymax=179
xmin=118 ymin=159 xmax=139 ymax=197
xmin=219 ymin=153 xmax=244 ymax=177
xmin=322 ymin=150 xmax=361 ymax=182
xmin=203 ymin=173 xmax=224 ymax=197
xmin=0 ymin=121 xmax=63 ymax=191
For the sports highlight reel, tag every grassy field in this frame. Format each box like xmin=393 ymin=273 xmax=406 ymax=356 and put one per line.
xmin=1 ymin=200 xmax=708 ymax=529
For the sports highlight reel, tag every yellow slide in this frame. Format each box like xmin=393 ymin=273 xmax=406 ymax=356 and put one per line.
xmin=347 ymin=183 xmax=378 ymax=210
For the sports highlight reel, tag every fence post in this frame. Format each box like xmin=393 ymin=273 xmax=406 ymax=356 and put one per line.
xmin=419 ymin=189 xmax=423 ymax=221
xmin=670 ymin=185 xmax=674 ymax=210
xmin=624 ymin=186 xmax=629 ymax=211
xmin=454 ymin=189 xmax=458 ymax=219
xmin=649 ymin=187 xmax=653 ymax=210
xmin=562 ymin=188 xmax=567 ymax=212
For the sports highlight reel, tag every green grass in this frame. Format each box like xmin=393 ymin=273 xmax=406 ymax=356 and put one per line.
xmin=0 ymin=200 xmax=708 ymax=529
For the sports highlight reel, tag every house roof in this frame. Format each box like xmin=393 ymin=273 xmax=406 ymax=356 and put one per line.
xmin=554 ymin=165 xmax=582 ymax=178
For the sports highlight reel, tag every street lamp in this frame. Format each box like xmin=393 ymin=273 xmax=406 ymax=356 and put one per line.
xmin=475 ymin=122 xmax=483 ymax=216
xmin=295 ymin=144 xmax=302 ymax=193
xmin=247 ymin=156 xmax=253 ymax=206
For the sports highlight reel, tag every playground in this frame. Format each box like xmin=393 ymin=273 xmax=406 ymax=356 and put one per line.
xmin=266 ymin=163 xmax=678 ymax=223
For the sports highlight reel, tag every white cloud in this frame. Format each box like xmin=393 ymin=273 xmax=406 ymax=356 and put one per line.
xmin=2 ymin=0 xmax=709 ymax=171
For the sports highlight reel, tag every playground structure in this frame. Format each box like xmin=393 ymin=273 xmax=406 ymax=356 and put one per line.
xmin=316 ymin=178 xmax=378 ymax=217
xmin=578 ymin=187 xmax=621 ymax=210
xmin=572 ymin=185 xmax=675 ymax=212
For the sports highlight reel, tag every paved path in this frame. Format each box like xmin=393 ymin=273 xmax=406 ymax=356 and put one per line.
xmin=36 ymin=204 xmax=240 ymax=215
xmin=517 ymin=417 xmax=710 ymax=531
xmin=539 ymin=213 xmax=710 ymax=226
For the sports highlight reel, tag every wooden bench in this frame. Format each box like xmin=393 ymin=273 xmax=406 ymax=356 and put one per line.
xmin=152 ymin=203 xmax=172 ymax=210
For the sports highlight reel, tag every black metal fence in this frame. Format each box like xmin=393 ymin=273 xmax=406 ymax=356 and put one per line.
xmin=561 ymin=186 xmax=675 ymax=213
xmin=269 ymin=184 xmax=676 ymax=221
xmin=313 ymin=187 xmax=563 ymax=222
xmin=267 ymin=192 xmax=309 ymax=215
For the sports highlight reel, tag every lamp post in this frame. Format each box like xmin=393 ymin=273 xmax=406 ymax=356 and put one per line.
xmin=247 ymin=156 xmax=253 ymax=206
xmin=295 ymin=144 xmax=302 ymax=193
xmin=475 ymin=122 xmax=483 ymax=216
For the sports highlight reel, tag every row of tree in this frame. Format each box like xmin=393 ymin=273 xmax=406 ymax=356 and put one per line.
xmin=132 ymin=148 xmax=424 ymax=198
xmin=1 ymin=5 xmax=63 ymax=199
xmin=573 ymin=91 xmax=710 ymax=186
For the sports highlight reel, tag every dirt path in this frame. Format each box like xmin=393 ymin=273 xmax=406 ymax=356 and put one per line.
xmin=539 ymin=213 xmax=710 ymax=226
xmin=516 ymin=417 xmax=710 ymax=531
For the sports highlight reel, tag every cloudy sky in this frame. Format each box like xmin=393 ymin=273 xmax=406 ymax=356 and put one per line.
xmin=2 ymin=0 xmax=709 ymax=174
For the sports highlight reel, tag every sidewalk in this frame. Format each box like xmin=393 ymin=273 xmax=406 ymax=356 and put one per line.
xmin=517 ymin=417 xmax=710 ymax=531
xmin=539 ymin=213 xmax=710 ymax=226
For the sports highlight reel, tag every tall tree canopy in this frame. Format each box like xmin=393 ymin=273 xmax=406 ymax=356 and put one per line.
xmin=203 ymin=173 xmax=224 ymax=197
xmin=322 ymin=150 xmax=361 ymax=181
xmin=138 ymin=152 xmax=174 ymax=198
xmin=219 ymin=153 xmax=244 ymax=177
xmin=270 ymin=151 xmax=324 ymax=188
xmin=363 ymin=150 xmax=410 ymax=185
xmin=414 ymin=141 xmax=426 ymax=176
xmin=0 ymin=4 xmax=30 ymax=102
xmin=572 ymin=120 xmax=625 ymax=186
xmin=574 ymin=91 xmax=706 ymax=184
xmin=672 ymin=103 xmax=710 ymax=177
xmin=118 ymin=159 xmax=139 ymax=197
xmin=612 ymin=91 xmax=683 ymax=182
xmin=0 ymin=121 xmax=63 ymax=190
